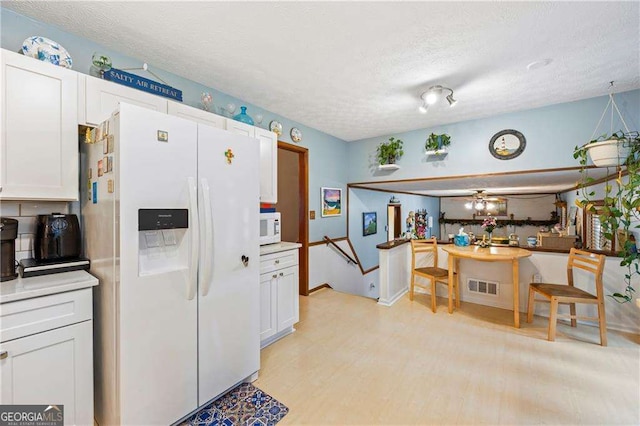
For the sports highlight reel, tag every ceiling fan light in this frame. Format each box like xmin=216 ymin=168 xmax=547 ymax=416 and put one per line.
xmin=446 ymin=93 xmax=457 ymax=107
xmin=486 ymin=202 xmax=495 ymax=210
xmin=475 ymin=200 xmax=485 ymax=210
xmin=464 ymin=201 xmax=473 ymax=209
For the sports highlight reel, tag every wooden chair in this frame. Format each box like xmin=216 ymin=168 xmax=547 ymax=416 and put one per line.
xmin=410 ymin=238 xmax=458 ymax=313
xmin=526 ymin=248 xmax=607 ymax=345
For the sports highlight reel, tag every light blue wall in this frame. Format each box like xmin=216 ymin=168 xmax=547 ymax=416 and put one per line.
xmin=347 ymin=90 xmax=640 ymax=183
xmin=349 ymin=188 xmax=439 ymax=270
xmin=0 ymin=7 xmax=348 ymax=242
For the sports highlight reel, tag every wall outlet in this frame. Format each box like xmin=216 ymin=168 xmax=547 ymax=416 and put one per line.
xmin=369 ymin=282 xmax=375 ymax=289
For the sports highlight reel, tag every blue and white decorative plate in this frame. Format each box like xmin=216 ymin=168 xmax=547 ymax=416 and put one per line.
xmin=22 ymin=36 xmax=73 ymax=69
xmin=269 ymin=120 xmax=283 ymax=136
xmin=290 ymin=127 xmax=302 ymax=143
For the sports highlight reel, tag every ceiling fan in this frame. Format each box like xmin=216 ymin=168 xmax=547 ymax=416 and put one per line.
xmin=464 ymin=190 xmax=500 ymax=211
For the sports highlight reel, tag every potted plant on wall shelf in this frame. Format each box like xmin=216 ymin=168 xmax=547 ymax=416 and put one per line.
xmin=425 ymin=133 xmax=451 ymax=156
xmin=574 ymin=89 xmax=640 ymax=304
xmin=376 ymin=137 xmax=404 ymax=170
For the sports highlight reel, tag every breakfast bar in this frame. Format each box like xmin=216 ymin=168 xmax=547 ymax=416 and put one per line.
xmin=441 ymin=245 xmax=532 ymax=328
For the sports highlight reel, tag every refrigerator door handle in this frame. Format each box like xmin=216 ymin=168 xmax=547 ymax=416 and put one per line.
xmin=187 ymin=177 xmax=199 ymax=300
xmin=200 ymin=178 xmax=214 ymax=297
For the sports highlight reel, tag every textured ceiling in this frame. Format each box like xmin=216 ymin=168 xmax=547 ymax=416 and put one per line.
xmin=3 ymin=1 xmax=639 ymax=141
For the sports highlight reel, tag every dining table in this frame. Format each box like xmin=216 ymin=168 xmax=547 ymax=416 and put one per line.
xmin=441 ymin=245 xmax=532 ymax=328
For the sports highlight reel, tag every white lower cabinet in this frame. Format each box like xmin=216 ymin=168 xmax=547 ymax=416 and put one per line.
xmin=0 ymin=288 xmax=94 ymax=425
xmin=260 ymin=272 xmax=278 ymax=340
xmin=275 ymin=266 xmax=298 ymax=330
xmin=259 ymin=249 xmax=300 ymax=347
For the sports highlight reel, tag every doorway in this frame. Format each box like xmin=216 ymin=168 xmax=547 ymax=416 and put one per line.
xmin=276 ymin=142 xmax=309 ymax=296
xmin=387 ymin=204 xmax=402 ymax=241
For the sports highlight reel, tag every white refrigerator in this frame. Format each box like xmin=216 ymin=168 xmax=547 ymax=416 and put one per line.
xmin=82 ymin=103 xmax=260 ymax=425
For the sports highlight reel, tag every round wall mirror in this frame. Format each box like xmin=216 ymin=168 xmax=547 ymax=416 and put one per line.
xmin=489 ymin=129 xmax=526 ymax=160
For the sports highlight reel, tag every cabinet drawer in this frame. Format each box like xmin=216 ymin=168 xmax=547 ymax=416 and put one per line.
xmin=260 ymin=249 xmax=299 ymax=274
xmin=0 ymin=289 xmax=92 ymax=343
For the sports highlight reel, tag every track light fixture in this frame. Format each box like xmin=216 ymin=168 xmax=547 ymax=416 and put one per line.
xmin=418 ymin=85 xmax=457 ymax=113
xmin=446 ymin=92 xmax=457 ymax=107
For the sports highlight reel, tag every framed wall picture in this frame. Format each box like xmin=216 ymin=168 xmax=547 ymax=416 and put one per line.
xmin=321 ymin=187 xmax=342 ymax=217
xmin=489 ymin=129 xmax=526 ymax=160
xmin=477 ymin=198 xmax=508 ymax=217
xmin=363 ymin=212 xmax=377 ymax=236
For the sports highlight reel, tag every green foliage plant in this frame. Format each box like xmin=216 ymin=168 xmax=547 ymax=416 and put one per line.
xmin=574 ymin=131 xmax=640 ymax=303
xmin=425 ymin=133 xmax=451 ymax=152
xmin=376 ymin=137 xmax=404 ymax=165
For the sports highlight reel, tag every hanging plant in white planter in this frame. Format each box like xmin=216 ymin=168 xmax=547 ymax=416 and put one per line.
xmin=573 ymin=84 xmax=640 ymax=304
xmin=574 ymin=83 xmax=638 ymax=168
xmin=577 ymin=131 xmax=638 ymax=167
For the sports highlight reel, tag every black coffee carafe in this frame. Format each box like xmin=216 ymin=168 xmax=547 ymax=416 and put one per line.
xmin=1 ymin=217 xmax=18 ymax=281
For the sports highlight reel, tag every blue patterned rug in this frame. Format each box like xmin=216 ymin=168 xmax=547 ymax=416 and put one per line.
xmin=179 ymin=383 xmax=289 ymax=426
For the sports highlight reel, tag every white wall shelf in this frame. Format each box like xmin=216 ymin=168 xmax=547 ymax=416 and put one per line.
xmin=425 ymin=149 xmax=449 ymax=157
xmin=378 ymin=164 xmax=400 ymax=171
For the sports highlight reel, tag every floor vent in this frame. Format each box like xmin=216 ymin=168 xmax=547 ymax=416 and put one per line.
xmin=468 ymin=278 xmax=499 ymax=296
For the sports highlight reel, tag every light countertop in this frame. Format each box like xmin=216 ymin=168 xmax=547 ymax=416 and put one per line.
xmin=1 ymin=270 xmax=98 ymax=304
xmin=260 ymin=241 xmax=302 ymax=256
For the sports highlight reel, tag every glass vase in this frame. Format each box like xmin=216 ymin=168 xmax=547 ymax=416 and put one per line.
xmin=233 ymin=106 xmax=254 ymax=125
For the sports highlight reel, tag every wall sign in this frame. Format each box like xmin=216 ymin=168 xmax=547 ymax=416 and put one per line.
xmin=104 ymin=68 xmax=183 ymax=102
xmin=489 ymin=129 xmax=526 ymax=160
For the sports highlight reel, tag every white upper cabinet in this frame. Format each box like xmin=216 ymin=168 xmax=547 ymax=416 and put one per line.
xmin=0 ymin=49 xmax=79 ymax=201
xmin=225 ymin=119 xmax=278 ymax=203
xmin=224 ymin=119 xmax=278 ymax=203
xmin=225 ymin=118 xmax=255 ymax=138
xmin=255 ymin=128 xmax=278 ymax=203
xmin=167 ymin=101 xmax=226 ymax=129
xmin=80 ymin=74 xmax=168 ymax=125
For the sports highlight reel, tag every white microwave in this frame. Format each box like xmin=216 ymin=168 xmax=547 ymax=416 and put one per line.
xmin=260 ymin=212 xmax=281 ymax=245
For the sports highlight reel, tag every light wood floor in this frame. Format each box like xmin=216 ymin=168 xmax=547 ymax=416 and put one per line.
xmin=254 ymin=289 xmax=640 ymax=425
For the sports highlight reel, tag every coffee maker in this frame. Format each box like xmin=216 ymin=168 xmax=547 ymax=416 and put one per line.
xmin=1 ymin=217 xmax=18 ymax=281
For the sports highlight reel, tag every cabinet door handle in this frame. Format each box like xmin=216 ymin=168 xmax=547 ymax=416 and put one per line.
xmin=279 ymin=272 xmax=284 ymax=277
xmin=275 ymin=260 xmax=280 ymax=264
xmin=272 ymin=274 xmax=277 ymax=279
xmin=0 ymin=351 xmax=7 ymax=360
